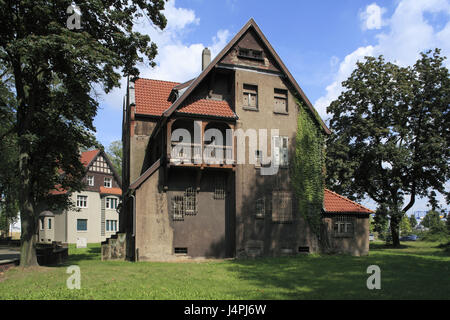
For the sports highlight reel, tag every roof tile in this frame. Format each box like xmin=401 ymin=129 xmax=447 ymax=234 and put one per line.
xmin=324 ymin=189 xmax=373 ymax=214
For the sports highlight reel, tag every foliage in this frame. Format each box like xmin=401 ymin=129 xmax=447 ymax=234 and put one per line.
xmin=107 ymin=140 xmax=123 ymax=178
xmin=373 ymin=203 xmax=389 ymax=237
xmin=326 ymin=49 xmax=450 ymax=247
xmin=292 ymin=100 xmax=325 ymax=236
xmin=0 ymin=0 xmax=167 ymax=266
xmin=399 ymin=214 xmax=412 ymax=235
xmin=0 ymin=72 xmax=19 ymax=236
xmin=422 ymin=210 xmax=446 ymax=232
xmin=409 ymin=215 xmax=417 ymax=229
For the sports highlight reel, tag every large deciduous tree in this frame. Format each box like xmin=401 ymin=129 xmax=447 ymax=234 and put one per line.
xmin=326 ymin=49 xmax=450 ymax=247
xmin=0 ymin=0 xmax=167 ymax=266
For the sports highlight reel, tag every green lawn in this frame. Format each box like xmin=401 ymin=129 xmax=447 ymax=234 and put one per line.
xmin=0 ymin=241 xmax=449 ymax=299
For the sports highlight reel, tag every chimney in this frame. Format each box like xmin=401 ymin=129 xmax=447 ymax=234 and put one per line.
xmin=202 ymin=47 xmax=211 ymax=71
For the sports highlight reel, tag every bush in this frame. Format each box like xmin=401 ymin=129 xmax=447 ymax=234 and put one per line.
xmin=419 ymin=231 xmax=450 ymax=242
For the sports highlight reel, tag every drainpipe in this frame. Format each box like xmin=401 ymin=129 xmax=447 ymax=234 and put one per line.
xmin=130 ymin=193 xmax=136 ymax=237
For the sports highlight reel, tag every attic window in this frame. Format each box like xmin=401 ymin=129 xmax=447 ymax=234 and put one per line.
xmin=238 ymin=47 xmax=263 ymax=61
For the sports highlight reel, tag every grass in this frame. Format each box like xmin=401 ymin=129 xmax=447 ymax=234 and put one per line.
xmin=0 ymin=241 xmax=449 ymax=300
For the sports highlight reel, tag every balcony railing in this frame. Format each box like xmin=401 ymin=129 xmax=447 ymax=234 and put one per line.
xmin=170 ymin=142 xmax=234 ymax=166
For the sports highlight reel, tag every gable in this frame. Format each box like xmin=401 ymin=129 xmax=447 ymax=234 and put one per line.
xmin=220 ymin=28 xmax=281 ymax=73
xmin=160 ymin=18 xmax=330 ymax=135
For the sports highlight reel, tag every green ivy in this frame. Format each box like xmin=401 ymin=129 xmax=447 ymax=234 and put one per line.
xmin=292 ymin=99 xmax=325 ymax=235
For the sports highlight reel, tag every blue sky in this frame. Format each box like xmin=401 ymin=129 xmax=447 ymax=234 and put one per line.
xmin=94 ymin=0 xmax=450 ymax=213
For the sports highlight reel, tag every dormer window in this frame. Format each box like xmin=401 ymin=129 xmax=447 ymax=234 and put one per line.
xmin=238 ymin=47 xmax=263 ymax=61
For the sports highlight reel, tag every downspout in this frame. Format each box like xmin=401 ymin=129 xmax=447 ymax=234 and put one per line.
xmin=130 ymin=192 xmax=138 ymax=261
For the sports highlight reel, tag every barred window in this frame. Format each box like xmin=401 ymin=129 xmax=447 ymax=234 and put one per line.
xmin=333 ymin=215 xmax=355 ymax=237
xmin=172 ymin=195 xmax=184 ymax=221
xmin=184 ymin=187 xmax=197 ymax=215
xmin=214 ymin=178 xmax=226 ymax=200
xmin=255 ymin=197 xmax=265 ymax=219
xmin=272 ymin=191 xmax=293 ymax=223
xmin=172 ymin=187 xmax=198 ymax=220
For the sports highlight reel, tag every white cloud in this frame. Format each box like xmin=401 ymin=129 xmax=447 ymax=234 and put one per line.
xmin=315 ymin=0 xmax=450 ymax=120
xmin=99 ymin=0 xmax=231 ymax=110
xmin=360 ymin=3 xmax=387 ymax=30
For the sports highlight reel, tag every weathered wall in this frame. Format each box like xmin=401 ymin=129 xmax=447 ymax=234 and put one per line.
xmin=322 ymin=214 xmax=370 ymax=256
xmin=135 ymin=167 xmax=173 ymax=261
xmin=233 ymin=67 xmax=319 ymax=257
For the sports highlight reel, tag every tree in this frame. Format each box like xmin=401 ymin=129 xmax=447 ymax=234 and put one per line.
xmin=0 ymin=71 xmax=19 ymax=238
xmin=326 ymin=49 xmax=450 ymax=247
xmin=409 ymin=214 xmax=417 ymax=229
xmin=373 ymin=203 xmax=389 ymax=237
xmin=107 ymin=140 xmax=123 ymax=178
xmin=422 ymin=210 xmax=445 ymax=233
xmin=399 ymin=214 xmax=412 ymax=236
xmin=0 ymin=1 xmax=167 ymax=266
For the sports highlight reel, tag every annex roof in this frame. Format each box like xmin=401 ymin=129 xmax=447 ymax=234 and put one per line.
xmin=324 ymin=189 xmax=374 ymax=214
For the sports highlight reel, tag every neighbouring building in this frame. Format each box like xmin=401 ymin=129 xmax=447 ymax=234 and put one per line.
xmin=118 ymin=18 xmax=372 ymax=261
xmin=39 ymin=149 xmax=122 ymax=244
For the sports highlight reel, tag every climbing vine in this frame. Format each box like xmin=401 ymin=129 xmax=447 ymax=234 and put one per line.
xmin=291 ymin=99 xmax=326 ymax=236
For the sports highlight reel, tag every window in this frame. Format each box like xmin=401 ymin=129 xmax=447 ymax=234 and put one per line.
xmin=238 ymin=47 xmax=263 ymax=61
xmin=214 ymin=178 xmax=226 ymax=200
xmin=40 ymin=218 xmax=44 ymax=230
xmin=172 ymin=196 xmax=184 ymax=221
xmin=48 ymin=218 xmax=52 ymax=230
xmin=333 ymin=215 xmax=355 ymax=237
xmin=87 ymin=175 xmax=94 ymax=186
xmin=255 ymin=197 xmax=265 ymax=219
xmin=272 ymin=191 xmax=293 ymax=223
xmin=274 ymin=88 xmax=288 ymax=113
xmin=104 ymin=177 xmax=112 ymax=188
xmin=106 ymin=197 xmax=118 ymax=209
xmin=76 ymin=195 xmax=88 ymax=208
xmin=106 ymin=220 xmax=117 ymax=232
xmin=77 ymin=219 xmax=88 ymax=231
xmin=171 ymin=187 xmax=198 ymax=220
xmin=243 ymin=84 xmax=258 ymax=109
xmin=272 ymin=136 xmax=289 ymax=167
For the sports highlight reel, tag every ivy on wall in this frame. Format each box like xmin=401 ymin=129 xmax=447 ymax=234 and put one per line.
xmin=291 ymin=99 xmax=326 ymax=236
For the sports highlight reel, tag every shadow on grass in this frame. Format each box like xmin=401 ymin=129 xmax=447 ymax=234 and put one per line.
xmin=63 ymin=246 xmax=101 ymax=265
xmin=222 ymin=247 xmax=450 ymax=299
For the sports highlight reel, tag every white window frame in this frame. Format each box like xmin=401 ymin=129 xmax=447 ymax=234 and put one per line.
xmin=105 ymin=197 xmax=118 ymax=210
xmin=104 ymin=177 xmax=112 ymax=188
xmin=76 ymin=195 xmax=88 ymax=208
xmin=87 ymin=175 xmax=94 ymax=186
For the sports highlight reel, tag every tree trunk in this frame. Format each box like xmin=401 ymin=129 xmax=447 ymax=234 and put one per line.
xmin=18 ymin=149 xmax=39 ymax=267
xmin=390 ymin=212 xmax=401 ymax=247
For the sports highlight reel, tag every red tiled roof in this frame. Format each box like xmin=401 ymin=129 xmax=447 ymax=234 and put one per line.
xmin=49 ymin=185 xmax=68 ymax=195
xmin=135 ymin=78 xmax=180 ymax=116
xmin=134 ymin=78 xmax=237 ymax=119
xmin=177 ymin=98 xmax=236 ymax=118
xmin=99 ymin=187 xmax=122 ymax=196
xmin=81 ymin=149 xmax=99 ymax=167
xmin=324 ymin=189 xmax=374 ymax=214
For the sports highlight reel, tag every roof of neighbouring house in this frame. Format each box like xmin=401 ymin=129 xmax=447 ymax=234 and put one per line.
xmin=324 ymin=189 xmax=374 ymax=214
xmin=134 ymin=78 xmax=237 ymax=119
xmin=99 ymin=186 xmax=122 ymax=196
xmin=49 ymin=149 xmax=122 ymax=196
xmin=80 ymin=149 xmax=100 ymax=167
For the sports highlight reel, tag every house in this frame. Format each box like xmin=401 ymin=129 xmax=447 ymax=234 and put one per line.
xmin=39 ymin=149 xmax=122 ymax=244
xmin=322 ymin=189 xmax=373 ymax=256
xmin=118 ymin=18 xmax=371 ymax=261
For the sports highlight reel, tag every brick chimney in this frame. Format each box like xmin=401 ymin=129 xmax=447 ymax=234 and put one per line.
xmin=202 ymin=47 xmax=211 ymax=71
